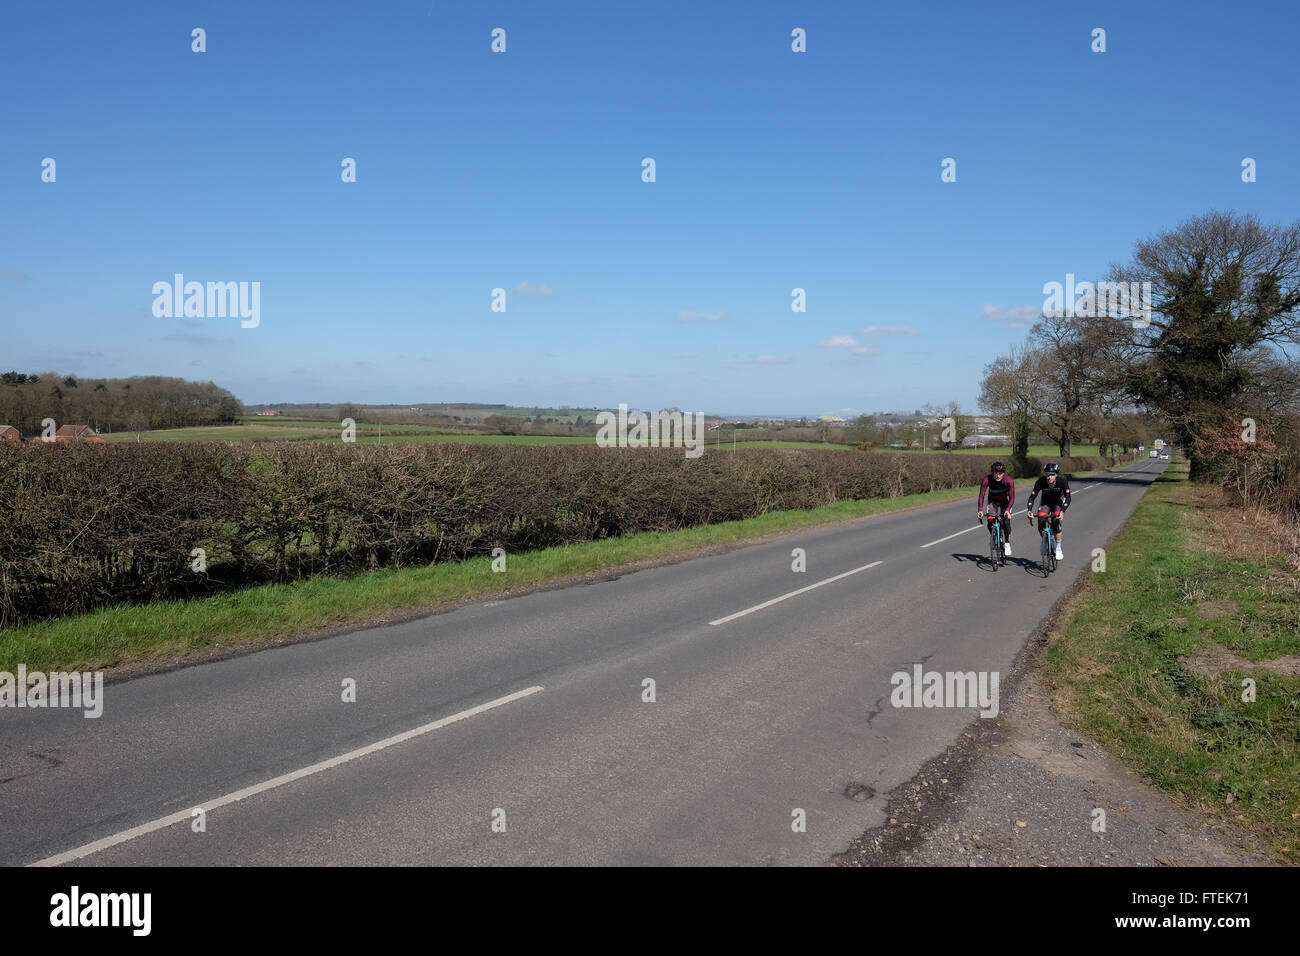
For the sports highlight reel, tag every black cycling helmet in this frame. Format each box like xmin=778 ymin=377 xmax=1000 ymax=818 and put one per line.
xmin=1044 ymin=462 xmax=1060 ymax=475
xmin=991 ymin=460 xmax=1005 ymax=472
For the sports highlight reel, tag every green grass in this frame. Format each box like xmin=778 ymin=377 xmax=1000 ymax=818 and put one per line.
xmin=340 ymin=433 xmax=597 ymax=445
xmin=1042 ymin=454 xmax=1300 ymax=859
xmin=0 ymin=484 xmax=977 ymax=674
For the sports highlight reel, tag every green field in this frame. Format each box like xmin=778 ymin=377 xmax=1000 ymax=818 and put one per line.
xmin=95 ymin=421 xmax=1120 ymax=459
xmin=99 ymin=420 xmax=865 ymax=449
xmin=100 ymin=417 xmax=494 ymax=443
xmin=887 ymin=444 xmax=1105 ymax=457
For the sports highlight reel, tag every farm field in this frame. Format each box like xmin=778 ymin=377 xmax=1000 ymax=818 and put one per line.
xmin=97 ymin=419 xmax=862 ymax=448
xmin=888 ymin=444 xmax=1105 ymax=457
xmin=99 ymin=417 xmax=481 ymax=443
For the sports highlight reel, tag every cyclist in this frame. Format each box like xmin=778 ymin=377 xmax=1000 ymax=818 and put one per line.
xmin=1026 ymin=462 xmax=1070 ymax=560
xmin=977 ymin=460 xmax=1015 ymax=556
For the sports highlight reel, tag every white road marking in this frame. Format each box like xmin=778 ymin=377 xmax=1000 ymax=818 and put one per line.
xmin=709 ymin=561 xmax=883 ymax=626
xmin=921 ymin=509 xmax=1028 ymax=548
xmin=29 ymin=685 xmax=545 ymax=867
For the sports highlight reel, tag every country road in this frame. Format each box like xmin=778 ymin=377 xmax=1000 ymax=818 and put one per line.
xmin=0 ymin=457 xmax=1167 ymax=866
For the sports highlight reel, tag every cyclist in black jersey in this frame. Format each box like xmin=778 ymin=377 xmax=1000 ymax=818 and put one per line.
xmin=1025 ymin=462 xmax=1071 ymax=560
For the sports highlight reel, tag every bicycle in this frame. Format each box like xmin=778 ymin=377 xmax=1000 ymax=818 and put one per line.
xmin=1032 ymin=507 xmax=1062 ymax=573
xmin=981 ymin=507 xmax=1008 ymax=568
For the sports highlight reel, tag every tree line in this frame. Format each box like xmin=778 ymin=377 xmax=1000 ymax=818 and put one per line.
xmin=0 ymin=372 xmax=243 ymax=436
xmin=979 ymin=210 xmax=1300 ymax=494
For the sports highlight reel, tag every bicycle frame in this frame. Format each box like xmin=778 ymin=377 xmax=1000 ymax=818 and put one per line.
xmin=1035 ymin=508 xmax=1059 ymax=571
xmin=988 ymin=513 xmax=1004 ymax=566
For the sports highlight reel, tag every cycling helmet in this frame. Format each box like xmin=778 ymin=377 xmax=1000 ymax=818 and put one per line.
xmin=1043 ymin=462 xmax=1060 ymax=475
xmin=991 ymin=460 xmax=1005 ymax=471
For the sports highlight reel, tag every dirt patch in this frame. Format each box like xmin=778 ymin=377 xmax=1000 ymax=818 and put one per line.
xmin=1196 ymin=598 xmax=1238 ymax=619
xmin=1180 ymin=645 xmax=1300 ymax=679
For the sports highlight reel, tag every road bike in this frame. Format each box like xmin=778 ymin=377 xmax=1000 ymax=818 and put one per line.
xmin=982 ymin=508 xmax=1007 ymax=568
xmin=1034 ymin=507 xmax=1062 ymax=573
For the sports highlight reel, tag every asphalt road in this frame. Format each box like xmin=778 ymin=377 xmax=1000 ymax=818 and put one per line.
xmin=0 ymin=456 xmax=1168 ymax=866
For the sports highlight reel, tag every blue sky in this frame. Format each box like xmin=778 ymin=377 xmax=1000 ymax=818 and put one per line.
xmin=2 ymin=0 xmax=1297 ymax=416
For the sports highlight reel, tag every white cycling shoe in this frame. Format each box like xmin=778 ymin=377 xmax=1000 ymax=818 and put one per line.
xmin=1055 ymin=546 xmax=1064 ymax=560
xmin=1003 ymin=542 xmax=1012 ymax=556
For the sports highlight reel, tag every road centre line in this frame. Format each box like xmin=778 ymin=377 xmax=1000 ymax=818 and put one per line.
xmin=709 ymin=561 xmax=884 ymax=626
xmin=29 ymin=685 xmax=544 ymax=867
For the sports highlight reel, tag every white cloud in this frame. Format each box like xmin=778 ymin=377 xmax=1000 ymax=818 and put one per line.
xmin=982 ymin=304 xmax=1040 ymax=330
xmin=860 ymin=325 xmax=920 ymax=337
xmin=511 ymin=282 xmax=556 ymax=297
xmin=817 ymin=334 xmax=879 ymax=357
xmin=676 ymin=309 xmax=729 ymax=322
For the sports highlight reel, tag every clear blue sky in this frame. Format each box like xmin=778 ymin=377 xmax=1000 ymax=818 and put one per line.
xmin=2 ymin=0 xmax=1297 ymax=417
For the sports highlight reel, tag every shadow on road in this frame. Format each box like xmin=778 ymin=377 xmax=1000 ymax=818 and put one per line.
xmin=952 ymin=552 xmax=1044 ymax=576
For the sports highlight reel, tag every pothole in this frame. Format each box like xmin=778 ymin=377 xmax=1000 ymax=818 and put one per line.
xmin=843 ymin=782 xmax=876 ymax=802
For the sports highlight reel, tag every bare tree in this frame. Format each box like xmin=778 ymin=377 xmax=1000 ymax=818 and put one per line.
xmin=125 ymin=411 xmax=149 ymax=443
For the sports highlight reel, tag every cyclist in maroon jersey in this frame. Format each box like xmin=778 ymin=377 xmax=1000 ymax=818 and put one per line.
xmin=977 ymin=460 xmax=1015 ymax=556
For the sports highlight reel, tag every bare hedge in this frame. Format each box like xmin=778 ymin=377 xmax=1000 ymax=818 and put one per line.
xmin=0 ymin=443 xmax=1130 ymax=624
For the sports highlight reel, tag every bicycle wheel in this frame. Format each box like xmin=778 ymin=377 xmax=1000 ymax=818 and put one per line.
xmin=989 ymin=524 xmax=1000 ymax=568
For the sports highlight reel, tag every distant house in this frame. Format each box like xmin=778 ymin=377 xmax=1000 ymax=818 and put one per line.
xmin=0 ymin=424 xmax=20 ymax=443
xmin=256 ymin=409 xmax=280 ymax=417
xmin=54 ymin=424 xmax=104 ymax=444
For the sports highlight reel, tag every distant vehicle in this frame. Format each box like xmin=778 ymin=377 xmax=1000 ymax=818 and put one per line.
xmin=1150 ymin=449 xmax=1159 ymax=458
xmin=1159 ymin=453 xmax=1170 ymax=460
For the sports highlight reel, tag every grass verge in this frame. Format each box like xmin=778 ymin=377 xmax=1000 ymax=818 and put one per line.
xmin=1042 ymin=454 xmax=1300 ymax=859
xmin=2 ymin=484 xmax=979 ymax=675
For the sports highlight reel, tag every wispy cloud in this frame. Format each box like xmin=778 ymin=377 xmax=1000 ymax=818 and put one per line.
xmin=166 ymin=330 xmax=234 ymax=346
xmin=816 ymin=334 xmax=880 ymax=356
xmin=860 ymin=325 xmax=920 ymax=337
xmin=0 ymin=270 xmax=30 ymax=280
xmin=511 ymin=282 xmax=556 ymax=297
xmin=741 ymin=354 xmax=791 ymax=365
xmin=982 ymin=304 xmax=1040 ymax=330
xmin=676 ymin=309 xmax=729 ymax=323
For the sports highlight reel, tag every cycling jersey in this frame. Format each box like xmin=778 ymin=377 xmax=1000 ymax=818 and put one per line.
xmin=978 ymin=473 xmax=1015 ymax=512
xmin=1027 ymin=474 xmax=1071 ymax=510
